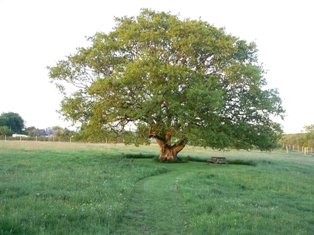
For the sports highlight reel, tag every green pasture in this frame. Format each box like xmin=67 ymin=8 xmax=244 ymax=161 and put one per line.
xmin=0 ymin=141 xmax=313 ymax=234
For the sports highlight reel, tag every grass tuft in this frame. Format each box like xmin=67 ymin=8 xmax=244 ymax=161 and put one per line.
xmin=229 ymin=158 xmax=257 ymax=166
xmin=123 ymin=153 xmax=157 ymax=159
xmin=1 ymin=142 xmax=313 ymax=234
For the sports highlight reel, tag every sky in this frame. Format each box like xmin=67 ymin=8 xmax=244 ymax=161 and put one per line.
xmin=0 ymin=0 xmax=313 ymax=133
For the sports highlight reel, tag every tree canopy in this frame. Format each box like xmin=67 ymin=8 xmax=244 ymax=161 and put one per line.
xmin=0 ymin=112 xmax=25 ymax=134
xmin=48 ymin=9 xmax=285 ymax=160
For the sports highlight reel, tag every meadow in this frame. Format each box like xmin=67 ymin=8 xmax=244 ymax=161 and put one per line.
xmin=0 ymin=141 xmax=313 ymax=234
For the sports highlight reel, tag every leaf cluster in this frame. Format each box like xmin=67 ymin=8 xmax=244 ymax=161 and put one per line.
xmin=0 ymin=112 xmax=25 ymax=134
xmin=279 ymin=124 xmax=314 ymax=148
xmin=48 ymin=9 xmax=285 ymax=150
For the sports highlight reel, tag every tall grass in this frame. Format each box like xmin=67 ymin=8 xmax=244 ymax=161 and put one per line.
xmin=0 ymin=141 xmax=166 ymax=234
xmin=178 ymin=161 xmax=314 ymax=234
xmin=1 ymin=141 xmax=313 ymax=234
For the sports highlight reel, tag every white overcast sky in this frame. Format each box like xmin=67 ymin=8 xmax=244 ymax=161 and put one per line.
xmin=0 ymin=0 xmax=313 ymax=133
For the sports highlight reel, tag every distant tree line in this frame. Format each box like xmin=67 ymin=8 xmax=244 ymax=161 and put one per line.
xmin=278 ymin=124 xmax=314 ymax=148
xmin=0 ymin=112 xmax=132 ymax=143
xmin=0 ymin=112 xmax=76 ymax=141
xmin=0 ymin=112 xmax=25 ymax=136
xmin=4 ymin=112 xmax=312 ymax=148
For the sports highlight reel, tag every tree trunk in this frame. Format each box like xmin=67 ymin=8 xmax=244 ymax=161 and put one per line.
xmin=157 ymin=141 xmax=185 ymax=162
xmin=149 ymin=127 xmax=185 ymax=162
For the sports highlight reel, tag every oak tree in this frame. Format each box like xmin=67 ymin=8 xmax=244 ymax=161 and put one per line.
xmin=48 ymin=9 xmax=285 ymax=161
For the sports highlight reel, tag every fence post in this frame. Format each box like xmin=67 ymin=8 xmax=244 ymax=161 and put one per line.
xmin=4 ymin=135 xmax=6 ymax=141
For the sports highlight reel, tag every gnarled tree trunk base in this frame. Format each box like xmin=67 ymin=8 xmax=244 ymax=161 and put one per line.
xmin=158 ymin=145 xmax=182 ymax=162
xmin=149 ymin=127 xmax=186 ymax=162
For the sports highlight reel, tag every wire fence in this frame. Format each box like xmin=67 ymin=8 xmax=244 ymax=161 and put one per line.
xmin=0 ymin=135 xmax=128 ymax=144
xmin=281 ymin=144 xmax=314 ymax=155
xmin=0 ymin=135 xmax=73 ymax=142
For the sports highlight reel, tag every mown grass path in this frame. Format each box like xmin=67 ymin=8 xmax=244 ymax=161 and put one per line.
xmin=113 ymin=166 xmax=191 ymax=235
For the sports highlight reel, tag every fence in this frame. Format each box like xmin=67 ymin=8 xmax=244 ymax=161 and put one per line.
xmin=0 ymin=135 xmax=126 ymax=144
xmin=282 ymin=144 xmax=314 ymax=155
xmin=0 ymin=135 xmax=73 ymax=142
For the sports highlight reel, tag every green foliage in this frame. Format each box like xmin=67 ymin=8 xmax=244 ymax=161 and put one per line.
xmin=279 ymin=123 xmax=314 ymax=148
xmin=0 ymin=126 xmax=9 ymax=136
xmin=0 ymin=112 xmax=25 ymax=134
xmin=25 ymin=126 xmax=43 ymax=137
xmin=48 ymin=9 xmax=285 ymax=151
xmin=51 ymin=126 xmax=75 ymax=139
xmin=303 ymin=124 xmax=314 ymax=132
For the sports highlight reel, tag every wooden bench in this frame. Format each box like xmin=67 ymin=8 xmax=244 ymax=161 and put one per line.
xmin=207 ymin=156 xmax=229 ymax=166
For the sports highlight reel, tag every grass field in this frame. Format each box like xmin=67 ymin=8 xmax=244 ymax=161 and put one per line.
xmin=0 ymin=141 xmax=313 ymax=234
